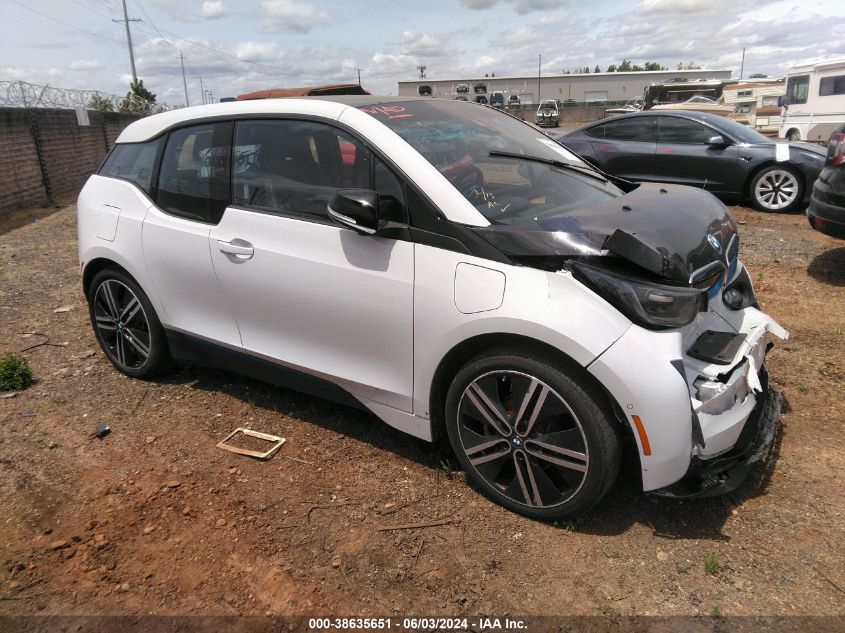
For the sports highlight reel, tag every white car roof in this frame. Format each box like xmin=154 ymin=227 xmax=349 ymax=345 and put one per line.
xmin=116 ymin=95 xmax=422 ymax=143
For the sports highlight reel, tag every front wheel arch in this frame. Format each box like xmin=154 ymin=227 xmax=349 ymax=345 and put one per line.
xmin=744 ymin=162 xmax=805 ymax=212
xmin=428 ymin=333 xmax=632 ymax=443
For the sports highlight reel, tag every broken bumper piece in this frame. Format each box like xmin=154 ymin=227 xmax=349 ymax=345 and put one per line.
xmin=653 ymin=364 xmax=782 ymax=499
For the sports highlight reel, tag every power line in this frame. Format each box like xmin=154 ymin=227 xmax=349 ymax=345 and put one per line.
xmin=131 ymin=0 xmax=286 ymax=73
xmin=8 ymin=0 xmax=128 ymax=47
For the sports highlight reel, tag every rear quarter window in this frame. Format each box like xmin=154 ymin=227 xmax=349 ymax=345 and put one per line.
xmin=99 ymin=138 xmax=162 ymax=194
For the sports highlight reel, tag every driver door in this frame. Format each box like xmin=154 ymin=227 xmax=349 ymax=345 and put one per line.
xmin=209 ymin=119 xmax=415 ymax=412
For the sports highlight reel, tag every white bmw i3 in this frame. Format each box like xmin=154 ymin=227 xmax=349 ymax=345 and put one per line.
xmin=78 ymin=96 xmax=787 ymax=519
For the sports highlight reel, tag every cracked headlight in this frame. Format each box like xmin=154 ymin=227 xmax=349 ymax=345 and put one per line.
xmin=570 ymin=261 xmax=705 ymax=329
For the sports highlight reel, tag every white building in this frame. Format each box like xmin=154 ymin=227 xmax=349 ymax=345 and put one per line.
xmin=398 ymin=69 xmax=733 ymax=105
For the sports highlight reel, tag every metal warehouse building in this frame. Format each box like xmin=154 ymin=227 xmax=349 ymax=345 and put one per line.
xmin=398 ymin=69 xmax=733 ymax=104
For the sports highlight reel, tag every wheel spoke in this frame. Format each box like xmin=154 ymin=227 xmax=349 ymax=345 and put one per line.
xmin=119 ymin=296 xmax=141 ymax=324
xmin=115 ymin=331 xmax=126 ymax=365
xmin=524 ymin=440 xmax=588 ymax=472
xmin=465 ymin=382 xmax=512 ymax=436
xmin=514 ymin=379 xmax=549 ymax=437
xmin=124 ymin=329 xmax=150 ymax=359
xmin=101 ymin=281 xmax=121 ymax=319
xmin=513 ymin=452 xmax=541 ymax=506
xmin=95 ymin=314 xmax=117 ymax=331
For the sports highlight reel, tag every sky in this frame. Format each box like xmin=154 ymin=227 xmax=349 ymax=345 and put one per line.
xmin=2 ymin=0 xmax=845 ymax=106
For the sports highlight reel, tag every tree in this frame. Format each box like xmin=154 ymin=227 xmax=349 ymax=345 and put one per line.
xmin=618 ymin=59 xmax=633 ymax=72
xmin=120 ymin=79 xmax=156 ymax=114
xmin=584 ymin=66 xmax=590 ymax=73
xmin=644 ymin=61 xmax=666 ymax=71
xmin=607 ymin=63 xmax=617 ymax=72
xmin=594 ymin=64 xmax=601 ymax=73
xmin=88 ymin=94 xmax=114 ymax=112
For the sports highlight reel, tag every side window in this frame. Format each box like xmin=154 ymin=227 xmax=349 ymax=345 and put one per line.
xmin=786 ymin=75 xmax=809 ymax=104
xmin=155 ymin=122 xmax=232 ymax=223
xmin=99 ymin=138 xmax=162 ymax=194
xmin=232 ymin=119 xmax=368 ymax=221
xmin=374 ymin=158 xmax=406 ymax=222
xmin=820 ymin=75 xmax=845 ymax=97
xmin=657 ymin=117 xmax=715 ymax=144
xmin=587 ymin=118 xmax=657 ymax=141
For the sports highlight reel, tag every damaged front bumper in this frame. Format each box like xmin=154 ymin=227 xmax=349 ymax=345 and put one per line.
xmin=587 ymin=274 xmax=788 ymax=495
xmin=652 ymin=364 xmax=782 ymax=498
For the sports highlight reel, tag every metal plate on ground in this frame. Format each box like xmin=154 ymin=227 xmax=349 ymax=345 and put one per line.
xmin=216 ymin=427 xmax=286 ymax=460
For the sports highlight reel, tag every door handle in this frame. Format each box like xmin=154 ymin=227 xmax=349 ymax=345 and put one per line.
xmin=217 ymin=240 xmax=254 ymax=257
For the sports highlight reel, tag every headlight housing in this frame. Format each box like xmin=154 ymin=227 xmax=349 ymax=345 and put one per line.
xmin=570 ymin=260 xmax=705 ymax=329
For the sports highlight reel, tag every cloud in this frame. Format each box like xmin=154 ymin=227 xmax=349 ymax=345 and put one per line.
xmin=459 ymin=0 xmax=498 ymax=8
xmin=458 ymin=0 xmax=564 ymax=14
xmin=201 ymin=0 xmax=227 ymax=20
xmin=400 ymin=32 xmax=447 ymax=57
xmin=69 ymin=60 xmax=104 ymax=71
xmin=258 ymin=0 xmax=331 ymax=34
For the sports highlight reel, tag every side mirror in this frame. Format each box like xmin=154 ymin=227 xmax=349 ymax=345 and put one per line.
xmin=328 ymin=189 xmax=379 ymax=235
xmin=707 ymin=135 xmax=729 ymax=147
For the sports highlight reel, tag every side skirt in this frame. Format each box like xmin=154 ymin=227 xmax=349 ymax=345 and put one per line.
xmin=165 ymin=330 xmax=365 ymax=411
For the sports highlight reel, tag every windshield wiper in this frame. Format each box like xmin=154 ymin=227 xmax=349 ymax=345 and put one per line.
xmin=488 ymin=149 xmax=608 ymax=182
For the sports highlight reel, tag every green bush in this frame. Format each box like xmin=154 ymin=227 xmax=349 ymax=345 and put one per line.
xmin=0 ymin=353 xmax=33 ymax=391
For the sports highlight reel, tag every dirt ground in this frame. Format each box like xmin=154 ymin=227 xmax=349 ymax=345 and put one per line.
xmin=0 ymin=202 xmax=843 ymax=619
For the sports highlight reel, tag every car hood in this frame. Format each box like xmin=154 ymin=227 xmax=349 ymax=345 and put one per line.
xmin=473 ymin=184 xmax=738 ymax=284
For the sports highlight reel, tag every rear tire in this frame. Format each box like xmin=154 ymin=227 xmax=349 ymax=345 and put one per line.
xmin=87 ymin=268 xmax=170 ymax=379
xmin=786 ymin=129 xmax=801 ymax=141
xmin=444 ymin=348 xmax=620 ymax=520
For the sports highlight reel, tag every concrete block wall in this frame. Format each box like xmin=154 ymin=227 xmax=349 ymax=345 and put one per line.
xmin=0 ymin=108 xmax=140 ymax=215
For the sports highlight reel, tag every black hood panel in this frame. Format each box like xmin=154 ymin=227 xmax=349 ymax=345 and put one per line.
xmin=475 ymin=184 xmax=738 ymax=283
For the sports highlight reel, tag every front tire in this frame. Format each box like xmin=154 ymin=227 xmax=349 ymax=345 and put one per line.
xmin=749 ymin=165 xmax=803 ymax=213
xmin=444 ymin=349 xmax=620 ymax=520
xmin=87 ymin=268 xmax=170 ymax=379
xmin=786 ymin=129 xmax=801 ymax=141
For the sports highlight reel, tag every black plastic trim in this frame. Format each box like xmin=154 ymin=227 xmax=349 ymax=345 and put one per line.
xmin=165 ymin=330 xmax=365 ymax=411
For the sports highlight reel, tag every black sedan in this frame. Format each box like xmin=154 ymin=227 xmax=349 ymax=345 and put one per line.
xmin=554 ymin=111 xmax=827 ymax=213
xmin=808 ymin=125 xmax=845 ymax=238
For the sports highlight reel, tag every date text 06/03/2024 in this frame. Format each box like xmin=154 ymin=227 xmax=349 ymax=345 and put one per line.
xmin=307 ymin=617 xmax=527 ymax=630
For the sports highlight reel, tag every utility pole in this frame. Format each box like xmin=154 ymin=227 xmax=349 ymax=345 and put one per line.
xmin=179 ymin=51 xmax=189 ymax=106
xmin=200 ymin=77 xmax=205 ymax=104
xmin=113 ymin=0 xmax=141 ymax=84
xmin=538 ymin=54 xmax=541 ymax=103
xmin=357 ymin=67 xmax=361 ymax=87
xmin=739 ymin=47 xmax=746 ymax=79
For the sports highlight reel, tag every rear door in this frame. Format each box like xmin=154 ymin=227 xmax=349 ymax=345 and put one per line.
xmin=142 ymin=121 xmax=242 ymax=347
xmin=209 ymin=118 xmax=415 ymax=412
xmin=654 ymin=116 xmax=742 ymax=196
xmin=582 ymin=116 xmax=658 ymax=181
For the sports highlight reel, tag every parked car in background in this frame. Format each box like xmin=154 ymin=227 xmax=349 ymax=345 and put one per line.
xmin=556 ymin=111 xmax=827 ymax=212
xmin=474 ymin=83 xmax=487 ymax=94
xmin=474 ymin=95 xmax=488 ymax=105
xmin=418 ymin=85 xmax=433 ymax=96
xmin=454 ymin=95 xmax=468 ymax=101
xmin=508 ymin=94 xmax=521 ymax=106
xmin=80 ymin=96 xmax=786 ymax=520
xmin=490 ymin=91 xmax=505 ymax=108
xmin=456 ymin=84 xmax=469 ymax=94
xmin=807 ymin=124 xmax=845 ymax=237
xmin=536 ymin=99 xmax=559 ymax=127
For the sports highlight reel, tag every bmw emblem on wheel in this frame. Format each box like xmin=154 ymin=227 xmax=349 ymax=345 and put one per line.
xmin=512 ymin=436 xmax=521 ymax=448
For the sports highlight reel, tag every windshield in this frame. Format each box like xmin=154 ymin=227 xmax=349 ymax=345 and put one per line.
xmin=539 ymin=101 xmax=557 ymax=110
xmin=359 ymin=100 xmax=622 ymax=225
xmin=714 ymin=116 xmax=770 ymax=144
